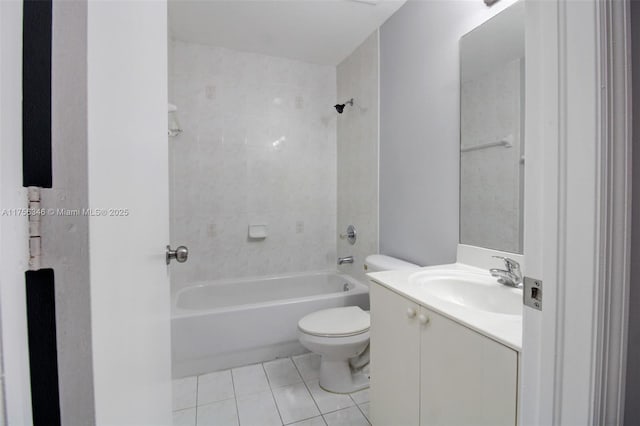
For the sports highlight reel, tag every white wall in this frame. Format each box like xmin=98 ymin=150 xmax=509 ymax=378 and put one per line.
xmin=336 ymin=32 xmax=379 ymax=284
xmin=169 ymin=41 xmax=337 ymax=291
xmin=625 ymin=1 xmax=640 ymax=423
xmin=379 ymin=0 xmax=518 ymax=266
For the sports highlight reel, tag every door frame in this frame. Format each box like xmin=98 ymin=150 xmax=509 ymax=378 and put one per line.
xmin=0 ymin=0 xmax=34 ymax=424
xmin=521 ymin=0 xmax=631 ymax=425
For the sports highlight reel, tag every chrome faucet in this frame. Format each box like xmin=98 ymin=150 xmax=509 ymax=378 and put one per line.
xmin=490 ymin=256 xmax=522 ymax=287
xmin=338 ymin=256 xmax=354 ymax=265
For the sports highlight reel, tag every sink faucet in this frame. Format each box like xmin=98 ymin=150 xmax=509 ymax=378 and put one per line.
xmin=490 ymin=256 xmax=522 ymax=287
xmin=338 ymin=256 xmax=354 ymax=265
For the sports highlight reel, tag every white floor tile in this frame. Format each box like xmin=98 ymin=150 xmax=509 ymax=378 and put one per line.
xmin=236 ymin=390 xmax=282 ymax=426
xmin=271 ymin=382 xmax=320 ymax=424
xmin=306 ymin=380 xmax=354 ymax=414
xmin=349 ymin=388 xmax=369 ymax=405
xmin=173 ymin=376 xmax=198 ymax=411
xmin=358 ymin=403 xmax=370 ymax=423
xmin=323 ymin=406 xmax=369 ymax=426
xmin=196 ymin=399 xmax=239 ymax=426
xmin=232 ymin=364 xmax=271 ymax=396
xmin=264 ymin=358 xmax=303 ymax=388
xmin=288 ymin=416 xmax=327 ymax=426
xmin=197 ymin=370 xmax=235 ymax=406
xmin=292 ymin=353 xmax=321 ymax=382
xmin=173 ymin=408 xmax=196 ymax=426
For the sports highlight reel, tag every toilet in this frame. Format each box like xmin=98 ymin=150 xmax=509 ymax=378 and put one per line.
xmin=297 ymin=254 xmax=420 ymax=393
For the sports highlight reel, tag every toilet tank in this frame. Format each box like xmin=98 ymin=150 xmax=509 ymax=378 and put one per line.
xmin=364 ymin=254 xmax=420 ymax=273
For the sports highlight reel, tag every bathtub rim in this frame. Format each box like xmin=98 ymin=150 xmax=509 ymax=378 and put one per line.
xmin=172 ymin=270 xmax=368 ymax=318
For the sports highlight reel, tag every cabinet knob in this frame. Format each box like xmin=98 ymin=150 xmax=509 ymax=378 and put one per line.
xmin=406 ymin=307 xmax=417 ymax=318
xmin=418 ymin=314 xmax=430 ymax=325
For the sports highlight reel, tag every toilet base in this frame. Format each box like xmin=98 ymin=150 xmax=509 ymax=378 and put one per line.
xmin=318 ymin=358 xmax=370 ymax=394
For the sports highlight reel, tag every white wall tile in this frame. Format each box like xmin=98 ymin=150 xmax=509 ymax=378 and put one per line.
xmin=336 ymin=32 xmax=380 ymax=284
xmin=170 ymin=41 xmax=337 ymax=291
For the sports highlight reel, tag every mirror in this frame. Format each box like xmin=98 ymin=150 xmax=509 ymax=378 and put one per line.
xmin=459 ymin=1 xmax=525 ymax=254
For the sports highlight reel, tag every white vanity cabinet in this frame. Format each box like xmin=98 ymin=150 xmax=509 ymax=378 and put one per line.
xmin=369 ymin=281 xmax=518 ymax=426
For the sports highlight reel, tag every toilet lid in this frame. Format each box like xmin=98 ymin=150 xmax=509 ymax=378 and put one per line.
xmin=298 ymin=306 xmax=370 ymax=337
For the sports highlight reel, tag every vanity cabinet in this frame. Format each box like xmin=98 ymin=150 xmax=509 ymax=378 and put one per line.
xmin=369 ymin=282 xmax=518 ymax=426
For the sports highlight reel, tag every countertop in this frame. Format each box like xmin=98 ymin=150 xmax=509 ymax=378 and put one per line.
xmin=367 ymin=262 xmax=523 ymax=352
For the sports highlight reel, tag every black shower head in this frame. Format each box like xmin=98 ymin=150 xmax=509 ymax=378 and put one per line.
xmin=334 ymin=98 xmax=354 ymax=114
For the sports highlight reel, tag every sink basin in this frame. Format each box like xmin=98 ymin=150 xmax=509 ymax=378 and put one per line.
xmin=408 ymin=270 xmax=522 ymax=316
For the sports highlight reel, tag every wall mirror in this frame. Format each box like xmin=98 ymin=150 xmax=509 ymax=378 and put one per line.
xmin=459 ymin=1 xmax=525 ymax=254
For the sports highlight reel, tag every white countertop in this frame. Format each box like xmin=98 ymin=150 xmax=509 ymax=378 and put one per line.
xmin=367 ymin=262 xmax=523 ymax=352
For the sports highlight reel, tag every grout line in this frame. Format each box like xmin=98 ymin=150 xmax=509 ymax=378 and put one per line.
xmin=291 ymin=356 xmax=324 ymax=418
xmin=229 ymin=369 xmax=242 ymax=426
xmin=262 ymin=362 xmax=286 ymax=426
xmin=354 ymin=403 xmax=371 ymax=426
xmin=194 ymin=376 xmax=199 ymax=426
xmin=283 ymin=414 xmax=325 ymax=426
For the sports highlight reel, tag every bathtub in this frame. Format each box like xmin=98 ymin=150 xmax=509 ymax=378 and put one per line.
xmin=171 ymin=271 xmax=369 ymax=378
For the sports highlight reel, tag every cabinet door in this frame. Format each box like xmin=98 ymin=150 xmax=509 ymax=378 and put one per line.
xmin=370 ymin=282 xmax=421 ymax=426
xmin=419 ymin=308 xmax=518 ymax=426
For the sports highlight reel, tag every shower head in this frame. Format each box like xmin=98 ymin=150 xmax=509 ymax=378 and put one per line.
xmin=334 ymin=98 xmax=354 ymax=114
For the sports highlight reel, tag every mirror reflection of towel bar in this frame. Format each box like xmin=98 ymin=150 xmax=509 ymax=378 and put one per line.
xmin=461 ymin=139 xmax=512 ymax=153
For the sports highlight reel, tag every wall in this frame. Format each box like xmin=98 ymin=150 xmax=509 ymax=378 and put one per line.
xmin=336 ymin=32 xmax=379 ymax=284
xmin=44 ymin=1 xmax=95 ymax=423
xmin=625 ymin=1 xmax=640 ymax=423
xmin=379 ymin=0 xmax=518 ymax=266
xmin=169 ymin=41 xmax=337 ymax=291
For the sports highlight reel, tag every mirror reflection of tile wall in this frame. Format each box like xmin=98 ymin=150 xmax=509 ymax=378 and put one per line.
xmin=459 ymin=2 xmax=525 ymax=254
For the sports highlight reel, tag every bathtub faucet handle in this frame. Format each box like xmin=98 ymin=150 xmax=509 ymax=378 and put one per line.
xmin=339 ymin=225 xmax=357 ymax=245
xmin=166 ymin=245 xmax=189 ymax=265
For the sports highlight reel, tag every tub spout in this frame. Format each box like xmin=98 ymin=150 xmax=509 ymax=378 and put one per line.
xmin=338 ymin=256 xmax=354 ymax=265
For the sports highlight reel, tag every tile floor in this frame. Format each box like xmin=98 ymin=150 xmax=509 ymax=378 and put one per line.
xmin=172 ymin=353 xmax=370 ymax=426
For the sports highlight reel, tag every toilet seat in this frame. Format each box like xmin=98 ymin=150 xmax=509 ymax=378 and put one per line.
xmin=298 ymin=306 xmax=370 ymax=337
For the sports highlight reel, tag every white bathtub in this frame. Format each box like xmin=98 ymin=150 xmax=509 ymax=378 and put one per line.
xmin=171 ymin=271 xmax=369 ymax=378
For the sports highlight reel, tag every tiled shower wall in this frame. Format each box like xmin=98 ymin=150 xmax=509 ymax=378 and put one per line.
xmin=336 ymin=33 xmax=380 ymax=284
xmin=169 ymin=41 xmax=337 ymax=292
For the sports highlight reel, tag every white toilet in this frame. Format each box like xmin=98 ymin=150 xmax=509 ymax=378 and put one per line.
xmin=297 ymin=254 xmax=420 ymax=393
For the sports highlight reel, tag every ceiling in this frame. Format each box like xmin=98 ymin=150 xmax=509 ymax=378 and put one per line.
xmin=168 ymin=0 xmax=406 ymax=66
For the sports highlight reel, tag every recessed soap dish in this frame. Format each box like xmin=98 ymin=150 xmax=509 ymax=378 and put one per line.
xmin=248 ymin=224 xmax=267 ymax=239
